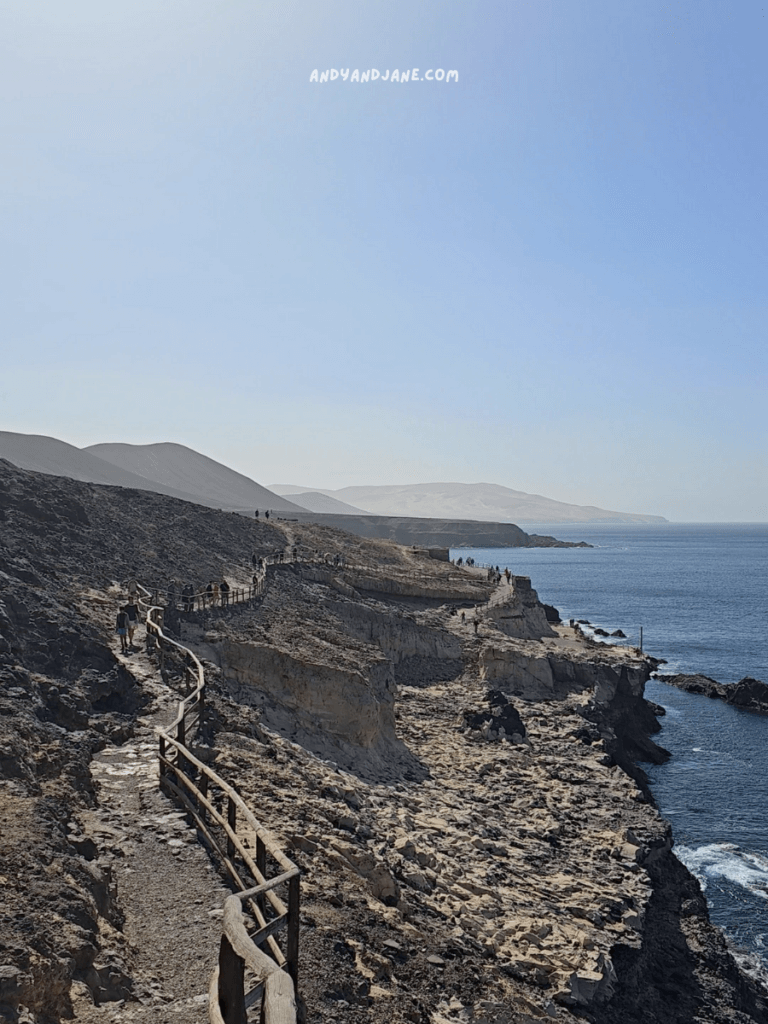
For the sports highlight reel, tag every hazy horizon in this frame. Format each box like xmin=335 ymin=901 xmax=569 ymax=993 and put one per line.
xmin=2 ymin=1 xmax=766 ymax=522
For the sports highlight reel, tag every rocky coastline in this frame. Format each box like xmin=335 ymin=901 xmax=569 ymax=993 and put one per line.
xmin=279 ymin=512 xmax=592 ymax=550
xmin=1 ymin=459 xmax=766 ymax=1023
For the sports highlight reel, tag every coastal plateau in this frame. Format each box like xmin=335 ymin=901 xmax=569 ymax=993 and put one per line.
xmin=0 ymin=459 xmax=765 ymax=1024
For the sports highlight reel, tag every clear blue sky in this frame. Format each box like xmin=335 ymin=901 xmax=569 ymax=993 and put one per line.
xmin=2 ymin=0 xmax=766 ymax=520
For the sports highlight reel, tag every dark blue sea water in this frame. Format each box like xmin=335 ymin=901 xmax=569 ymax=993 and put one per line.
xmin=452 ymin=524 xmax=768 ymax=974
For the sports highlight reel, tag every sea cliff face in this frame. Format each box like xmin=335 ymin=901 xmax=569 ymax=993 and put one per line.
xmin=0 ymin=460 xmax=766 ymax=1024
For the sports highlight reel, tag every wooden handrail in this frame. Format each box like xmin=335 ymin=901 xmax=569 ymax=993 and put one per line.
xmin=132 ymin=581 xmax=299 ymax=1023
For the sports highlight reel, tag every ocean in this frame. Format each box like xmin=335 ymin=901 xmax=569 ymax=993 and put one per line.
xmin=451 ymin=524 xmax=768 ymax=975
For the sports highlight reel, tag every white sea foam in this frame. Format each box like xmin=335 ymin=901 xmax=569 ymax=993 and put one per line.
xmin=677 ymin=843 xmax=768 ymax=899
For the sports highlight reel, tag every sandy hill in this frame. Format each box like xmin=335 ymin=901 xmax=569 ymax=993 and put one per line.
xmin=273 ymin=481 xmax=667 ymax=525
xmin=0 ymin=431 xmax=213 ymax=505
xmin=84 ymin=442 xmax=304 ymax=513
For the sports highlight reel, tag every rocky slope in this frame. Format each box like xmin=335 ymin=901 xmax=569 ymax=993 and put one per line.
xmin=0 ymin=459 xmax=765 ymax=1024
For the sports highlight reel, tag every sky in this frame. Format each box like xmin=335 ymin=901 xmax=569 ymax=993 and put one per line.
xmin=1 ymin=0 xmax=766 ymax=521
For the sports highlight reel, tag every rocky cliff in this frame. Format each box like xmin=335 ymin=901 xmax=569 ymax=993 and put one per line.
xmin=0 ymin=460 xmax=766 ymax=1024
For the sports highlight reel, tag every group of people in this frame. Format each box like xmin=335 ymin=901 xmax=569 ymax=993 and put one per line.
xmin=115 ymin=595 xmax=140 ymax=653
xmin=176 ymin=580 xmax=232 ymax=610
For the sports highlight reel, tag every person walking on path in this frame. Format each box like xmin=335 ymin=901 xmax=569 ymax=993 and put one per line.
xmin=205 ymin=582 xmax=214 ymax=608
xmin=212 ymin=582 xmax=220 ymax=606
xmin=220 ymin=579 xmax=230 ymax=606
xmin=127 ymin=578 xmax=139 ymax=605
xmin=124 ymin=600 xmax=140 ymax=647
xmin=116 ymin=607 xmax=129 ymax=653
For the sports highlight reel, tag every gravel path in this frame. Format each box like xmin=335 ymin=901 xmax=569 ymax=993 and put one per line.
xmin=72 ymin=620 xmax=231 ymax=1024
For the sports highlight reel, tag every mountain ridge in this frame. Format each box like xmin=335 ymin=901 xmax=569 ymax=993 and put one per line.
xmin=270 ymin=481 xmax=667 ymax=525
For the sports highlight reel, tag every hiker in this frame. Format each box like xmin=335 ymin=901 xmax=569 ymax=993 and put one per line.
xmin=127 ymin=578 xmax=139 ymax=604
xmin=473 ymin=617 xmax=479 ymax=635
xmin=265 ymin=510 xmax=269 ymax=519
xmin=292 ymin=546 xmax=298 ymax=561
xmin=255 ymin=510 xmax=259 ymax=518
xmin=212 ymin=582 xmax=220 ymax=605
xmin=205 ymin=582 xmax=214 ymax=607
xmin=125 ymin=599 xmax=140 ymax=646
xmin=116 ymin=607 xmax=129 ymax=653
xmin=461 ymin=611 xmax=466 ymax=624
xmin=167 ymin=581 xmax=176 ymax=608
xmin=252 ymin=553 xmax=258 ymax=568
xmin=220 ymin=579 xmax=230 ymax=606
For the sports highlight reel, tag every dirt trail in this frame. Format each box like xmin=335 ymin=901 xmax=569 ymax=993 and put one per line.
xmin=72 ymin=619 xmax=231 ymax=1024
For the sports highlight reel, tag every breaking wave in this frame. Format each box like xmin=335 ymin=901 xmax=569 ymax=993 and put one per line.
xmin=677 ymin=843 xmax=768 ymax=899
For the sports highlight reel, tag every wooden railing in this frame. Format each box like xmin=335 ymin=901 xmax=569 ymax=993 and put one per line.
xmin=135 ymin=585 xmax=299 ymax=1024
xmin=139 ymin=579 xmax=265 ymax=614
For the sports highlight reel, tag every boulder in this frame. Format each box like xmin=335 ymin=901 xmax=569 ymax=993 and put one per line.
xmin=461 ymin=691 xmax=525 ymax=743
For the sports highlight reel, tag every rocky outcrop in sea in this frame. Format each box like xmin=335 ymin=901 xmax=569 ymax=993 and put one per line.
xmin=659 ymin=673 xmax=768 ymax=714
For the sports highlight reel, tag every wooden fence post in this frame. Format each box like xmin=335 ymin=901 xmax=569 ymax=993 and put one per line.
xmin=218 ymin=935 xmax=246 ymax=1024
xmin=199 ymin=771 xmax=209 ymax=820
xmin=256 ymin=837 xmax=267 ymax=918
xmin=177 ymin=718 xmax=186 ymax=776
xmin=287 ymin=872 xmax=300 ymax=990
xmin=227 ymin=797 xmax=237 ymax=859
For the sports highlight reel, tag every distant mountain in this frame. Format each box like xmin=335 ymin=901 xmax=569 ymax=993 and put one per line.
xmin=84 ymin=442 xmax=304 ymax=513
xmin=274 ymin=481 xmax=667 ymax=525
xmin=271 ymin=484 xmax=316 ymax=495
xmin=0 ymin=431 xmax=214 ymax=505
xmin=287 ymin=491 xmax=372 ymax=515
